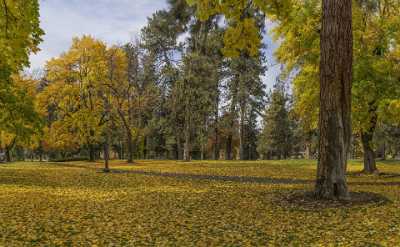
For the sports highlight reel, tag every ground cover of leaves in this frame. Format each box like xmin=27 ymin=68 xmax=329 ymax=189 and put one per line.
xmin=1 ymin=160 xmax=400 ymax=246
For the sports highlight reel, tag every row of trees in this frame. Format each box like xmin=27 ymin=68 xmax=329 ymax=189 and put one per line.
xmin=3 ymin=0 xmax=400 ymax=166
xmin=2 ymin=1 xmax=269 ymax=164
xmin=1 ymin=0 xmax=400 ymax=199
xmin=0 ymin=0 xmax=43 ymax=162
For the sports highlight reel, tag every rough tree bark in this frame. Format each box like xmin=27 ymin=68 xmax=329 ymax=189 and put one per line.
xmin=315 ymin=0 xmax=353 ymax=200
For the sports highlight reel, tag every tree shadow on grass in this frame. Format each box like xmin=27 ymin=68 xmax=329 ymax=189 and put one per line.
xmin=109 ymin=169 xmax=314 ymax=184
xmin=109 ymin=169 xmax=400 ymax=187
xmin=42 ymin=163 xmax=400 ymax=187
xmin=348 ymin=171 xmax=400 ymax=179
xmin=4 ymin=162 xmax=400 ymax=189
xmin=275 ymin=190 xmax=392 ymax=211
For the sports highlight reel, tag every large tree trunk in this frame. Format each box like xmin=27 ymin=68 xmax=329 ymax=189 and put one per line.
xmin=315 ymin=0 xmax=353 ymax=200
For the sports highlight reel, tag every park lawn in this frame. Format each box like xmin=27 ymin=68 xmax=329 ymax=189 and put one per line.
xmin=0 ymin=160 xmax=399 ymax=246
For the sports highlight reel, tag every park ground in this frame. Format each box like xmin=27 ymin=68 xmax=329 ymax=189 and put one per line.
xmin=1 ymin=160 xmax=400 ymax=246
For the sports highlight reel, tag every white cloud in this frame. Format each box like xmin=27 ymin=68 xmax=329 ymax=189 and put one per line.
xmin=29 ymin=0 xmax=167 ymax=70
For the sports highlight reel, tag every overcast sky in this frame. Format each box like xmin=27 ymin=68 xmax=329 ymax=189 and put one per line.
xmin=30 ymin=0 xmax=280 ymax=88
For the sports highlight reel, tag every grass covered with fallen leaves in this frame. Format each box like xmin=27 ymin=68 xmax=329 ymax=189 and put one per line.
xmin=1 ymin=160 xmax=400 ymax=246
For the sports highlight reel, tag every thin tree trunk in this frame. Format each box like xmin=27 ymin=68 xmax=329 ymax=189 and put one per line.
xmin=213 ymin=85 xmax=220 ymax=160
xmin=5 ymin=148 xmax=11 ymax=162
xmin=4 ymin=137 xmax=16 ymax=163
xmin=103 ymin=141 xmax=110 ymax=172
xmin=239 ymin=101 xmax=246 ymax=160
xmin=182 ymin=52 xmax=193 ymax=162
xmin=315 ymin=0 xmax=352 ymax=200
xmin=126 ymin=132 xmax=134 ymax=164
xmin=382 ymin=142 xmax=386 ymax=160
xmin=177 ymin=134 xmax=183 ymax=160
xmin=226 ymin=109 xmax=236 ymax=160
xmin=226 ymin=135 xmax=233 ymax=160
xmin=361 ymin=131 xmax=377 ymax=174
xmin=213 ymin=128 xmax=219 ymax=160
xmin=361 ymin=104 xmax=378 ymax=173
xmin=305 ymin=144 xmax=311 ymax=159
xmin=200 ymin=142 xmax=205 ymax=160
xmin=226 ymin=79 xmax=238 ymax=160
xmin=183 ymin=76 xmax=191 ymax=162
xmin=88 ymin=144 xmax=95 ymax=162
xmin=305 ymin=132 xmax=312 ymax=159
xmin=183 ymin=118 xmax=191 ymax=161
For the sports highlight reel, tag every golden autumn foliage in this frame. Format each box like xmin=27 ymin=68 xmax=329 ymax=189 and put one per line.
xmin=1 ymin=160 xmax=400 ymax=245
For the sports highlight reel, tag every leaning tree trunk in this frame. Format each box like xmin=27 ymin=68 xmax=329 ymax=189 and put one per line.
xmin=315 ymin=0 xmax=353 ymax=200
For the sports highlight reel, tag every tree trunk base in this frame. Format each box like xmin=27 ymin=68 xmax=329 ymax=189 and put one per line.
xmin=361 ymin=169 xmax=379 ymax=175
xmin=315 ymin=179 xmax=350 ymax=201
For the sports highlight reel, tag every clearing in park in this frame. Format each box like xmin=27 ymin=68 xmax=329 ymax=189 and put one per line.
xmin=0 ymin=160 xmax=399 ymax=245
